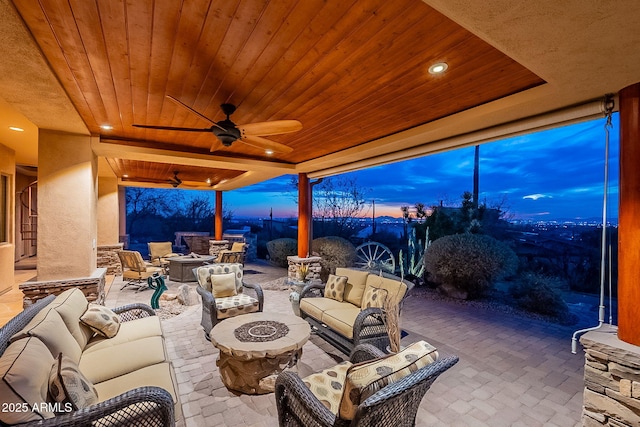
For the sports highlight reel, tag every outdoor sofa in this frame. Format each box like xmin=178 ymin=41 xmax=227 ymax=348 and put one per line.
xmin=299 ymin=267 xmax=413 ymax=354
xmin=0 ymin=288 xmax=180 ymax=427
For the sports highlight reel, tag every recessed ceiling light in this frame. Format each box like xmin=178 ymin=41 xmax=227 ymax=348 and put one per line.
xmin=428 ymin=62 xmax=448 ymax=74
xmin=265 ymin=149 xmax=274 ymax=155
xmin=206 ymin=178 xmax=212 ymax=184
xmin=9 ymin=126 xmax=24 ymax=132
xmin=100 ymin=125 xmax=113 ymax=130
xmin=122 ymin=174 xmax=129 ymax=178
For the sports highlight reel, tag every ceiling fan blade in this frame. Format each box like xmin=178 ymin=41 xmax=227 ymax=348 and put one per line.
xmin=133 ymin=124 xmax=212 ymax=132
xmin=240 ymin=134 xmax=294 ymax=153
xmin=239 ymin=120 xmax=302 ymax=137
xmin=166 ymin=95 xmax=227 ymax=132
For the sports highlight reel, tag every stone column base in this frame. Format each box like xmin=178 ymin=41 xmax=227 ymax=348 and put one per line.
xmin=19 ymin=268 xmax=107 ymax=308
xmin=286 ymin=256 xmax=322 ymax=282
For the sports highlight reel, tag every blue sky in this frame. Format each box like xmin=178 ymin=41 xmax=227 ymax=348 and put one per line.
xmin=223 ymin=114 xmax=619 ymax=221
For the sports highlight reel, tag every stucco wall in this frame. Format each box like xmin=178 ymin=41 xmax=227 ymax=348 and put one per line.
xmin=37 ymin=130 xmax=97 ymax=280
xmin=0 ymin=143 xmax=15 ymax=294
xmin=97 ymin=175 xmax=119 ymax=245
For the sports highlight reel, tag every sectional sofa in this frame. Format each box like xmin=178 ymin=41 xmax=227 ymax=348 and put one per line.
xmin=0 ymin=288 xmax=180 ymax=426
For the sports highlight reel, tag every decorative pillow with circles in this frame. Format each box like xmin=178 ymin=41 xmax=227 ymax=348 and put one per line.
xmin=360 ymin=286 xmax=388 ymax=309
xmin=80 ymin=304 xmax=120 ymax=338
xmin=325 ymin=274 xmax=348 ymax=302
xmin=49 ymin=353 xmax=98 ymax=411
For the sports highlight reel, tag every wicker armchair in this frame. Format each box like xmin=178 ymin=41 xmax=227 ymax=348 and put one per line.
xmin=194 ymin=263 xmax=264 ymax=340
xmin=275 ymin=344 xmax=458 ymax=427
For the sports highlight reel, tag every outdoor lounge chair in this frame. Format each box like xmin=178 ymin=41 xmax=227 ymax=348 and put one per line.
xmin=148 ymin=241 xmax=181 ymax=272
xmin=117 ymin=250 xmax=164 ymax=291
xmin=275 ymin=342 xmax=458 ymax=427
xmin=194 ymin=263 xmax=264 ymax=340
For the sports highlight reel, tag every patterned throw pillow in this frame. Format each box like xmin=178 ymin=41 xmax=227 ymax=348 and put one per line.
xmin=80 ymin=304 xmax=120 ymax=338
xmin=303 ymin=361 xmax=352 ymax=414
xmin=339 ymin=341 xmax=439 ymax=420
xmin=210 ymin=272 xmax=238 ymax=298
xmin=49 ymin=353 xmax=98 ymax=411
xmin=325 ymin=275 xmax=348 ymax=302
xmin=360 ymin=286 xmax=388 ymax=309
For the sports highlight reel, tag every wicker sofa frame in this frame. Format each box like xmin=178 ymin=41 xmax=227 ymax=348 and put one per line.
xmin=0 ymin=295 xmax=175 ymax=427
xmin=299 ymin=271 xmax=414 ymax=355
xmin=275 ymin=343 xmax=459 ymax=427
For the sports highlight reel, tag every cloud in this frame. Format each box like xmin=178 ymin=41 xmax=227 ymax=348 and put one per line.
xmin=523 ymin=194 xmax=553 ymax=200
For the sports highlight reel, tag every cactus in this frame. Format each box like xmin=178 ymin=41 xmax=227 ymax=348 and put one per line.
xmin=400 ymin=226 xmax=430 ymax=280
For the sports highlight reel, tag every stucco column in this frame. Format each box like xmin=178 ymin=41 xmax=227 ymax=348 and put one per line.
xmin=297 ymin=173 xmax=310 ymax=258
xmin=215 ymin=190 xmax=223 ymax=240
xmin=97 ymin=175 xmax=119 ymax=245
xmin=0 ymin=143 xmax=16 ymax=295
xmin=118 ymin=186 xmax=127 ymax=246
xmin=618 ymin=82 xmax=640 ymax=346
xmin=37 ymin=130 xmax=98 ymax=280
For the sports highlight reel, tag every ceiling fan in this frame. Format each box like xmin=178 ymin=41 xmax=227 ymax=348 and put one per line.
xmin=168 ymin=171 xmax=212 ymax=188
xmin=133 ymin=96 xmax=301 ymax=153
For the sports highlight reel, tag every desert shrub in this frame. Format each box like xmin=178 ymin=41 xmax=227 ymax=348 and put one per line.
xmin=424 ymin=233 xmax=518 ymax=299
xmin=312 ymin=236 xmax=356 ymax=281
xmin=509 ymin=272 xmax=569 ymax=318
xmin=266 ymin=238 xmax=297 ymax=268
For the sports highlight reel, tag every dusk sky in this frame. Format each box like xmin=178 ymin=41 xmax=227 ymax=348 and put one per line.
xmin=218 ymin=114 xmax=619 ymax=222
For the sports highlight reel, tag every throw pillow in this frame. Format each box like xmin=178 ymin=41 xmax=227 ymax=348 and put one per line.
xmin=360 ymin=286 xmax=388 ymax=309
xmin=231 ymin=242 xmax=245 ymax=252
xmin=80 ymin=304 xmax=121 ymax=338
xmin=339 ymin=341 xmax=439 ymax=420
xmin=324 ymin=275 xmax=348 ymax=302
xmin=49 ymin=353 xmax=98 ymax=411
xmin=210 ymin=272 xmax=238 ymax=298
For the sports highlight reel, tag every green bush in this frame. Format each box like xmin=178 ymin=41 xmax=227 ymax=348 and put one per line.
xmin=266 ymin=238 xmax=297 ymax=268
xmin=424 ymin=234 xmax=518 ymax=299
xmin=509 ymin=272 xmax=569 ymax=318
xmin=312 ymin=236 xmax=356 ymax=281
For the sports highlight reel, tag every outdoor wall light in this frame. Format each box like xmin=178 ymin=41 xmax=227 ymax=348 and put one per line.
xmin=428 ymin=62 xmax=448 ymax=74
xmin=9 ymin=126 xmax=24 ymax=131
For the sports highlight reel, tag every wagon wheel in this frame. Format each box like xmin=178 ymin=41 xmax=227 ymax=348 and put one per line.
xmin=355 ymin=241 xmax=395 ymax=273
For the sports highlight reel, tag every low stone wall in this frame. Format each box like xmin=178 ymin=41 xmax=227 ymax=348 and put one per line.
xmin=19 ymin=268 xmax=107 ymax=308
xmin=209 ymin=240 xmax=230 ymax=259
xmin=287 ymin=256 xmax=322 ymax=282
xmin=97 ymin=243 xmax=123 ymax=275
xmin=580 ymin=325 xmax=640 ymax=426
xmin=184 ymin=235 xmax=212 ymax=255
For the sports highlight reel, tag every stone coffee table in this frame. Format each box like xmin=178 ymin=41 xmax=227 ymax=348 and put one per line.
xmin=210 ymin=312 xmax=311 ymax=394
xmin=168 ymin=255 xmax=215 ymax=282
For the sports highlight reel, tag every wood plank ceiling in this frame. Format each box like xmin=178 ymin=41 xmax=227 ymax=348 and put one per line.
xmin=12 ymin=0 xmax=543 ymax=187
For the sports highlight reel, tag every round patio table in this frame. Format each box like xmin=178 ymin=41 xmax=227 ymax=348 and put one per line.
xmin=210 ymin=312 xmax=311 ymax=394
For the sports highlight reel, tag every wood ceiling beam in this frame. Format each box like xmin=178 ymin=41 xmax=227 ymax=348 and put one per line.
xmin=93 ymin=139 xmax=294 ymax=174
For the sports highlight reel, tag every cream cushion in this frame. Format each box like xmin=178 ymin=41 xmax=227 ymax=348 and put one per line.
xmin=79 ymin=336 xmax=168 ymax=384
xmin=93 ymin=361 xmax=182 ymax=420
xmin=336 ymin=268 xmax=369 ymax=307
xmin=303 ymin=361 xmax=352 ymax=414
xmin=215 ymin=294 xmax=260 ymax=319
xmin=80 ymin=304 xmax=121 ymax=338
xmin=83 ymin=316 xmax=163 ymax=353
xmin=49 ymin=353 xmax=98 ymax=410
xmin=12 ymin=308 xmax=83 ymax=363
xmin=197 ymin=263 xmax=244 ymax=294
xmin=211 ymin=272 xmax=238 ymax=298
xmin=364 ymin=275 xmax=408 ymax=305
xmin=339 ymin=341 xmax=439 ymax=420
xmin=50 ymin=289 xmax=94 ymax=349
xmin=320 ymin=307 xmax=361 ymax=339
xmin=325 ymin=274 xmax=348 ymax=302
xmin=230 ymin=242 xmax=245 ymax=252
xmin=0 ymin=337 xmax=55 ymax=424
xmin=299 ymin=297 xmax=346 ymax=321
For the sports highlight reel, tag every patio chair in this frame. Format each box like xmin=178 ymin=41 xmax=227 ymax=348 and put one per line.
xmin=275 ymin=342 xmax=459 ymax=427
xmin=117 ymin=250 xmax=164 ymax=291
xmin=148 ymin=241 xmax=181 ymax=272
xmin=194 ymin=263 xmax=264 ymax=340
xmin=213 ymin=241 xmax=248 ymax=265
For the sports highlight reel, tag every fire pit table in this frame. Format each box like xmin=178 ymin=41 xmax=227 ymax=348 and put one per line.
xmin=210 ymin=312 xmax=311 ymax=394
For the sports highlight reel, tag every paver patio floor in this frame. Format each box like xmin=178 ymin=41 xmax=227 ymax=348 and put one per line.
xmin=103 ymin=260 xmax=585 ymax=427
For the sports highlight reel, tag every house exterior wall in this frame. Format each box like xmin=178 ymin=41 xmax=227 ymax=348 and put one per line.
xmin=97 ymin=175 xmax=119 ymax=246
xmin=37 ymin=130 xmax=97 ymax=280
xmin=0 ymin=143 xmax=15 ymax=295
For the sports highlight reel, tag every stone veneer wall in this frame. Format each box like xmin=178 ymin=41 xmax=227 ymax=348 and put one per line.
xmin=97 ymin=243 xmax=124 ymax=275
xmin=209 ymin=240 xmax=230 ymax=259
xmin=19 ymin=268 xmax=107 ymax=308
xmin=580 ymin=325 xmax=640 ymax=426
xmin=287 ymin=256 xmax=322 ymax=282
